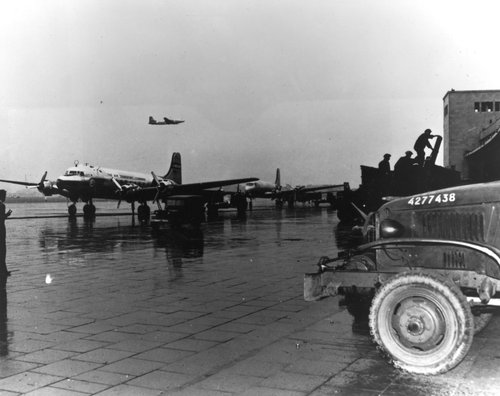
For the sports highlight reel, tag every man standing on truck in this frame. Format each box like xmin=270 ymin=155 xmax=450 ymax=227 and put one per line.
xmin=414 ymin=128 xmax=436 ymax=165
xmin=394 ymin=150 xmax=414 ymax=195
xmin=378 ymin=153 xmax=391 ymax=175
xmin=378 ymin=153 xmax=392 ymax=195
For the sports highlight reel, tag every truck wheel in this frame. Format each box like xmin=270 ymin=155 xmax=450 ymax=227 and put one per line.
xmin=473 ymin=312 xmax=493 ymax=335
xmin=369 ymin=271 xmax=474 ymax=375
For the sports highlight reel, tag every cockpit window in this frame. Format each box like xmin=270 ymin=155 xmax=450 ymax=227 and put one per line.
xmin=64 ymin=170 xmax=85 ymax=177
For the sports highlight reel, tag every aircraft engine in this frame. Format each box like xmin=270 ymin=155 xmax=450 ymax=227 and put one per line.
xmin=33 ymin=172 xmax=57 ymax=196
xmin=39 ymin=180 xmax=57 ymax=196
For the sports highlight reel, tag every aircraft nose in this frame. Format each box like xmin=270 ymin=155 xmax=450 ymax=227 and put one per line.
xmin=56 ymin=176 xmax=77 ymax=189
xmin=56 ymin=177 xmax=67 ymax=189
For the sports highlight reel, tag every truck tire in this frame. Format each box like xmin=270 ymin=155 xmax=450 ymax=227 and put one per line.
xmin=369 ymin=271 xmax=474 ymax=375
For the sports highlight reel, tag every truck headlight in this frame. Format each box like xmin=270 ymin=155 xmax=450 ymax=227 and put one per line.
xmin=380 ymin=219 xmax=405 ymax=238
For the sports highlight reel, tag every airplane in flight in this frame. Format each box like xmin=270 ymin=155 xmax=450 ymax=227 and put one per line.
xmin=243 ymin=168 xmax=341 ymax=208
xmin=149 ymin=116 xmax=185 ymax=125
xmin=0 ymin=153 xmax=257 ymax=221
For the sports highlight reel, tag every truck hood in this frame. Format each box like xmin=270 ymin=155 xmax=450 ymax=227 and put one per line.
xmin=380 ymin=180 xmax=500 ymax=213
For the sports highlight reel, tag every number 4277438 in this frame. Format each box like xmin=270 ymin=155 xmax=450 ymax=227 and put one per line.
xmin=408 ymin=193 xmax=456 ymax=206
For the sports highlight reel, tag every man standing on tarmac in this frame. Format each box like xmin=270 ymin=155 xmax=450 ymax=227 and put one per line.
xmin=0 ymin=190 xmax=12 ymax=278
xmin=414 ymin=128 xmax=436 ymax=165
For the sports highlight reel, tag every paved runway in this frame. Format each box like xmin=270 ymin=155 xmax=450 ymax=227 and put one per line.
xmin=0 ymin=206 xmax=499 ymax=395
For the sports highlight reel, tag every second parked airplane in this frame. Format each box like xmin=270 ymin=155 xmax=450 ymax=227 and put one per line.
xmin=244 ymin=168 xmax=340 ymax=208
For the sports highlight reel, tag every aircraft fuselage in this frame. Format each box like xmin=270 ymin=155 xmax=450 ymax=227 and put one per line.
xmin=56 ymin=163 xmax=158 ymax=202
xmin=244 ymin=180 xmax=277 ymax=197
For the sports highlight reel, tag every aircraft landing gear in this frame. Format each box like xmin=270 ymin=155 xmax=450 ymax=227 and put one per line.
xmin=68 ymin=203 xmax=77 ymax=217
xmin=137 ymin=203 xmax=150 ymax=224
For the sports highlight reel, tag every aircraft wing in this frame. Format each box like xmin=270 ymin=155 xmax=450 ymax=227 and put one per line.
xmin=173 ymin=179 xmax=254 ymax=193
xmin=274 ymin=184 xmax=344 ymax=199
xmin=125 ymin=177 xmax=258 ymax=202
xmin=293 ymin=184 xmax=344 ymax=193
xmin=0 ymin=173 xmax=63 ymax=198
xmin=0 ymin=178 xmax=38 ymax=187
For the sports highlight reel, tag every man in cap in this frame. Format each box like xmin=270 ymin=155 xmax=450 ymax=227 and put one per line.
xmin=394 ymin=151 xmax=415 ymax=195
xmin=395 ymin=150 xmax=414 ymax=172
xmin=378 ymin=153 xmax=392 ymax=195
xmin=378 ymin=153 xmax=391 ymax=175
xmin=414 ymin=128 xmax=436 ymax=166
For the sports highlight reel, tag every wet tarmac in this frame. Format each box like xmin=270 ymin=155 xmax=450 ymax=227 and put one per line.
xmin=0 ymin=203 xmax=499 ymax=395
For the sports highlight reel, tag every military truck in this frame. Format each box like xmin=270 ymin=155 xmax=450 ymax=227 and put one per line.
xmin=336 ymin=136 xmax=462 ymax=222
xmin=305 ymin=180 xmax=500 ymax=374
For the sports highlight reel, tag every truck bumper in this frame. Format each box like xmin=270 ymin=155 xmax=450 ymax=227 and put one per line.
xmin=304 ymin=271 xmax=340 ymax=301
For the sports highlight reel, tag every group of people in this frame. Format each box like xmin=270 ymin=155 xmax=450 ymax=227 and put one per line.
xmin=378 ymin=128 xmax=436 ymax=174
xmin=378 ymin=129 xmax=437 ymax=195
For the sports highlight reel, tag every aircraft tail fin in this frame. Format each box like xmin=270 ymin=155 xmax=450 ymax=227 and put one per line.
xmin=275 ymin=168 xmax=281 ymax=190
xmin=164 ymin=152 xmax=182 ymax=184
xmin=149 ymin=116 xmax=156 ymax=124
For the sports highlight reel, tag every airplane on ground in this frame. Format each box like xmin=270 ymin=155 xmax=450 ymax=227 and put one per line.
xmin=243 ymin=168 xmax=341 ymax=208
xmin=0 ymin=153 xmax=257 ymax=221
xmin=149 ymin=116 xmax=185 ymax=125
xmin=244 ymin=169 xmax=282 ymax=199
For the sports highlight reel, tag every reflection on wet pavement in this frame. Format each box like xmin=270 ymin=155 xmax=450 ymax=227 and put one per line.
xmin=0 ymin=206 xmax=498 ymax=394
xmin=0 ymin=278 xmax=8 ymax=357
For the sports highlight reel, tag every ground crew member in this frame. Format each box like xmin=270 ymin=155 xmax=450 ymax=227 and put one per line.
xmin=378 ymin=154 xmax=391 ymax=195
xmin=414 ymin=128 xmax=436 ymax=165
xmin=394 ymin=151 xmax=414 ymax=195
xmin=378 ymin=153 xmax=391 ymax=175
xmin=394 ymin=151 xmax=414 ymax=173
xmin=0 ymin=190 xmax=12 ymax=278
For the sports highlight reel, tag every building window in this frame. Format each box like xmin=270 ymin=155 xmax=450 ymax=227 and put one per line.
xmin=473 ymin=101 xmax=500 ymax=112
xmin=444 ymin=105 xmax=448 ymax=117
xmin=481 ymin=102 xmax=493 ymax=112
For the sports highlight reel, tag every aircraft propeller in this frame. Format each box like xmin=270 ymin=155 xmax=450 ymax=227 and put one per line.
xmin=111 ymin=177 xmax=122 ymax=192
xmin=38 ymin=171 xmax=47 ymax=187
xmin=151 ymin=171 xmax=163 ymax=203
xmin=27 ymin=171 xmax=56 ymax=196
xmin=111 ymin=177 xmax=122 ymax=207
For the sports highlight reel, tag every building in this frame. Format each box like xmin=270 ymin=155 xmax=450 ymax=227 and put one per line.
xmin=443 ymin=89 xmax=500 ymax=181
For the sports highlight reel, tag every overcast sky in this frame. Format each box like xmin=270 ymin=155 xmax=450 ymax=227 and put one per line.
xmin=1 ymin=0 xmax=500 ymax=193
